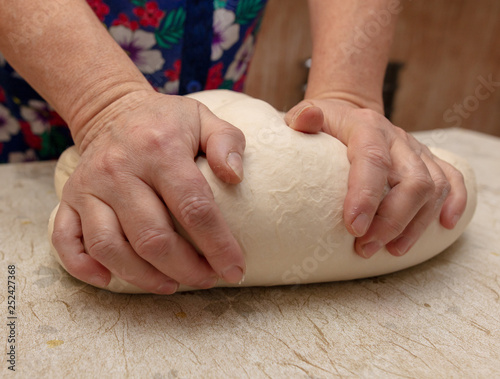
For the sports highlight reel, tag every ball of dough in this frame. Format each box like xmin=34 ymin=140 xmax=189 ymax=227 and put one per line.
xmin=48 ymin=90 xmax=477 ymax=293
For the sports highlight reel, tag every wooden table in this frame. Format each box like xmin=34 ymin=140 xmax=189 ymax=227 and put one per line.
xmin=1 ymin=128 xmax=499 ymax=378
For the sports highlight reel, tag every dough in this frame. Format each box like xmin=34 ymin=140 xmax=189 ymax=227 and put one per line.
xmin=48 ymin=90 xmax=477 ymax=293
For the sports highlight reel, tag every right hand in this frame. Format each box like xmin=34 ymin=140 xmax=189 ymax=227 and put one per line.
xmin=51 ymin=89 xmax=246 ymax=294
xmin=286 ymin=98 xmax=467 ymax=258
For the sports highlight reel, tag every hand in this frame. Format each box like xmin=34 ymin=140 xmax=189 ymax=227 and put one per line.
xmin=51 ymin=90 xmax=246 ymax=294
xmin=285 ymin=98 xmax=467 ymax=258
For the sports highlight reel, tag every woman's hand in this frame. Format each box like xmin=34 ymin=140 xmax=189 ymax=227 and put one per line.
xmin=285 ymin=98 xmax=467 ymax=258
xmin=52 ymin=90 xmax=246 ymax=294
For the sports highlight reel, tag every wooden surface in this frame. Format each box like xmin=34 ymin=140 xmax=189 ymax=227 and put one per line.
xmin=390 ymin=0 xmax=500 ymax=136
xmin=1 ymin=127 xmax=500 ymax=377
xmin=246 ymin=0 xmax=500 ymax=136
xmin=245 ymin=0 xmax=312 ymax=112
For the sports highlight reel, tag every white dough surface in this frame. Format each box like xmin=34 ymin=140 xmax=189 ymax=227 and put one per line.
xmin=48 ymin=90 xmax=477 ymax=293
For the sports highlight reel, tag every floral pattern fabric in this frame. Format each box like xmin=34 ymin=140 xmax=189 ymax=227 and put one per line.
xmin=0 ymin=0 xmax=267 ymax=163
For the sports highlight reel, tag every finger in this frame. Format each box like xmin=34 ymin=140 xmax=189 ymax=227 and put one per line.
xmin=284 ymin=101 xmax=324 ymax=134
xmin=79 ymin=194 xmax=180 ymax=294
xmin=108 ymin=177 xmax=220 ymax=289
xmin=199 ymin=105 xmax=246 ymax=184
xmin=51 ymin=201 xmax=111 ymax=288
xmin=355 ymin=143 xmax=435 ymax=258
xmin=343 ymin=128 xmax=392 ymax=238
xmin=436 ymin=157 xmax=467 ymax=229
xmin=385 ymin=154 xmax=451 ymax=256
xmin=152 ymin=153 xmax=245 ymax=284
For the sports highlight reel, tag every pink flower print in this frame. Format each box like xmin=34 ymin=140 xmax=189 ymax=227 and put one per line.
xmin=20 ymin=120 xmax=42 ymax=150
xmin=164 ymin=59 xmax=181 ymax=81
xmin=112 ymin=13 xmax=140 ymax=31
xmin=205 ymin=62 xmax=224 ymax=90
xmin=86 ymin=0 xmax=110 ymax=22
xmin=133 ymin=2 xmax=165 ymax=28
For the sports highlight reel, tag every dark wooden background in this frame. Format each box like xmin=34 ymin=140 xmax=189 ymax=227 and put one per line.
xmin=245 ymin=0 xmax=500 ymax=136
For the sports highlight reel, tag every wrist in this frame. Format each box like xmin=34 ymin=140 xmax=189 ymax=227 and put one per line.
xmin=306 ymin=0 xmax=397 ymax=116
xmin=71 ymin=84 xmax=154 ymax=152
xmin=304 ymin=88 xmax=384 ymax=115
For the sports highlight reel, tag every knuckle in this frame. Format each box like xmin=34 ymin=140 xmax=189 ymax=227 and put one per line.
xmin=393 ymin=126 xmax=416 ymax=147
xmin=100 ymin=147 xmax=126 ymax=170
xmin=435 ymin=176 xmax=451 ymax=200
xmin=442 ymin=182 xmax=452 ymax=201
xmin=360 ymin=146 xmax=392 ymax=170
xmin=206 ymin=124 xmax=246 ymax=155
xmin=51 ymin=225 xmax=66 ymax=250
xmin=177 ymin=194 xmax=216 ymax=230
xmin=205 ymin=239 xmax=235 ymax=262
xmin=393 ymin=125 xmax=408 ymax=138
xmin=62 ymin=172 xmax=86 ymax=199
xmin=142 ymin=129 xmax=176 ymax=152
xmin=419 ymin=142 xmax=433 ymax=155
xmin=229 ymin=127 xmax=246 ymax=147
xmin=359 ymin=186 xmax=384 ymax=207
xmin=450 ymin=167 xmax=465 ymax=184
xmin=381 ymin=216 xmax=407 ymax=238
xmin=410 ymin=172 xmax=435 ymax=200
xmin=93 ymin=147 xmax=131 ymax=179
xmin=86 ymin=231 xmax=120 ymax=261
xmin=218 ymin=123 xmax=245 ymax=140
xmin=221 ymin=128 xmax=246 ymax=150
xmin=134 ymin=228 xmax=172 ymax=260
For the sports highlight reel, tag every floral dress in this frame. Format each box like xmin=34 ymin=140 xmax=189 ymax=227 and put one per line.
xmin=0 ymin=0 xmax=268 ymax=163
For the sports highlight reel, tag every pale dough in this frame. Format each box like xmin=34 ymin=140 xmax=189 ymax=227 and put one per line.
xmin=48 ymin=90 xmax=477 ymax=293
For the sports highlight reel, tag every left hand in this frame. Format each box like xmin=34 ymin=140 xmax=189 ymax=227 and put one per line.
xmin=285 ymin=98 xmax=467 ymax=258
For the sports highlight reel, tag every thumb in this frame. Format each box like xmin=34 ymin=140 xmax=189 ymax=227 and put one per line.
xmin=199 ymin=105 xmax=246 ymax=184
xmin=284 ymin=101 xmax=324 ymax=134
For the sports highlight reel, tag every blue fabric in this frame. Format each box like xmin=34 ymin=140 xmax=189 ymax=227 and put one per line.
xmin=179 ymin=0 xmax=213 ymax=95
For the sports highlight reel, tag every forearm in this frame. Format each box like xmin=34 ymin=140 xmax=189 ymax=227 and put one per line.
xmin=306 ymin=0 xmax=399 ymax=113
xmin=0 ymin=0 xmax=152 ymax=148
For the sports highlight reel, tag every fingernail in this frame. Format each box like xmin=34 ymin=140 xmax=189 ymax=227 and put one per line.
xmin=226 ymin=152 xmax=244 ymax=181
xmin=294 ymin=105 xmax=311 ymax=121
xmin=291 ymin=105 xmax=315 ymax=127
xmin=361 ymin=241 xmax=382 ymax=258
xmin=351 ymin=213 xmax=370 ymax=236
xmin=238 ymin=274 xmax=245 ymax=285
xmin=393 ymin=236 xmax=413 ymax=256
xmin=157 ymin=281 xmax=179 ymax=295
xmin=221 ymin=265 xmax=244 ymax=284
xmin=199 ymin=276 xmax=219 ymax=289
